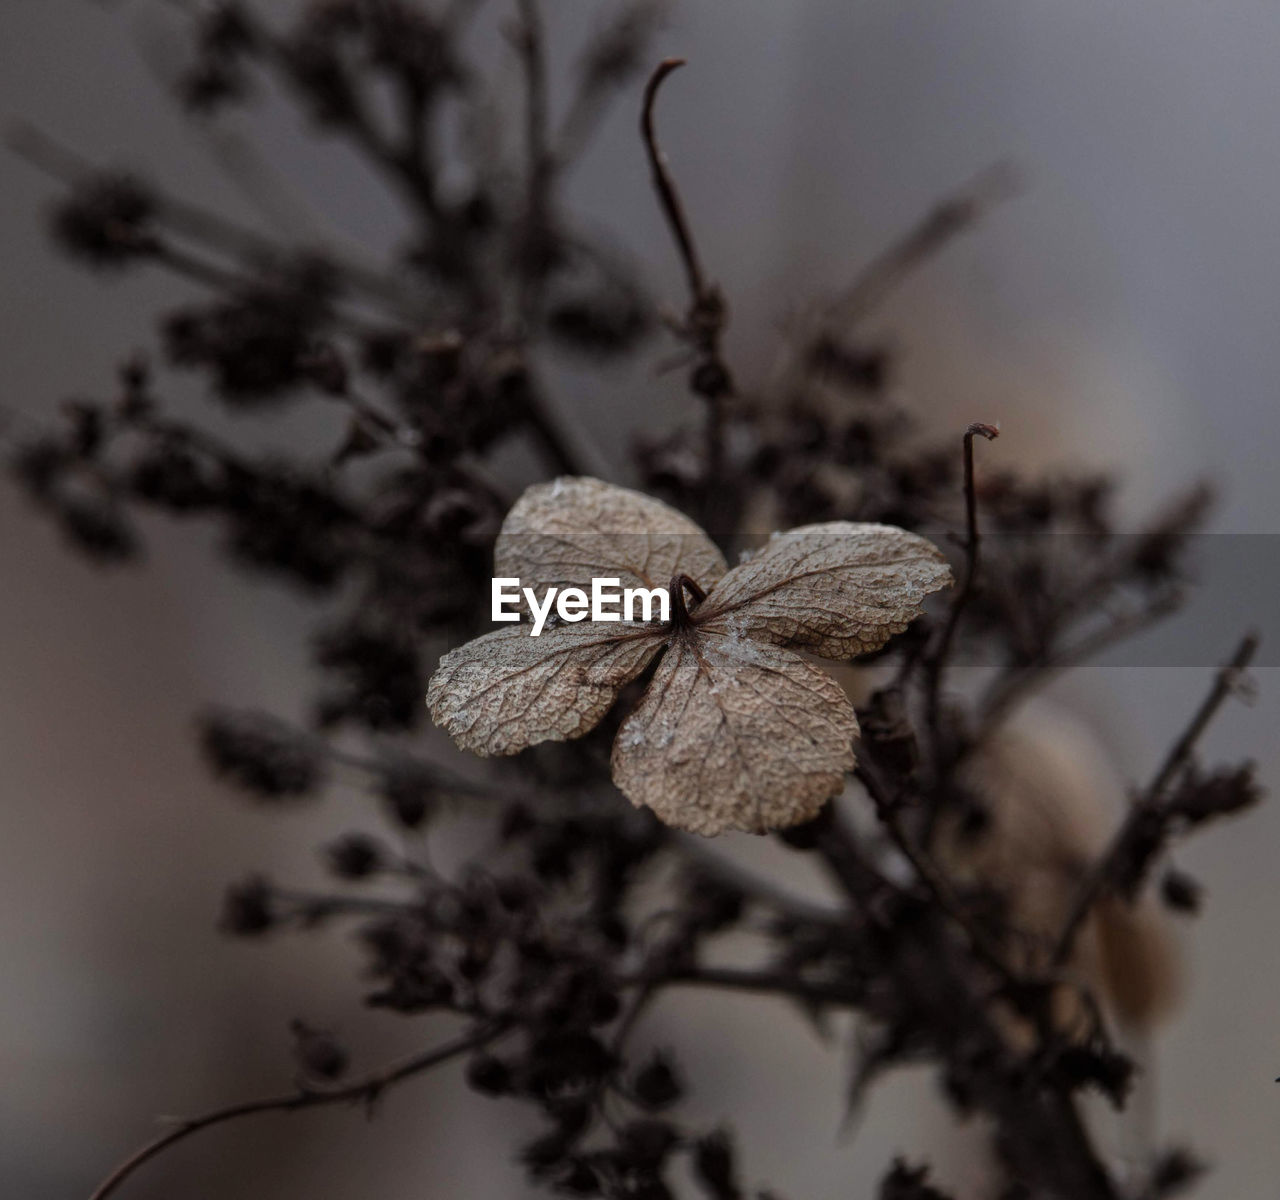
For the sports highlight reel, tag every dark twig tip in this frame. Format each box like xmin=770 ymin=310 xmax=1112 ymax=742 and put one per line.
xmin=641 ymin=56 xmax=704 ymax=301
xmin=669 ymin=572 xmax=706 ymax=628
xmin=1236 ymin=629 xmax=1261 ymax=664
xmin=649 ymin=57 xmax=687 ymax=87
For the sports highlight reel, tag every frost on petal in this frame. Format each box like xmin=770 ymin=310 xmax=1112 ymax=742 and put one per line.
xmin=610 ymin=631 xmax=859 ymax=836
xmin=494 ymin=476 xmax=728 ymax=604
xmin=694 ymin=522 xmax=952 ymax=660
xmin=426 ymin=622 xmax=667 ymax=756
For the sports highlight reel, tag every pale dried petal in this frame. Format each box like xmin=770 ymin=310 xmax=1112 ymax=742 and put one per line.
xmin=611 ymin=631 xmax=858 ymax=835
xmin=427 ymin=621 xmax=666 ymax=756
xmin=495 ymin=476 xmax=728 ymax=602
xmin=695 ymin=522 xmax=952 ymax=659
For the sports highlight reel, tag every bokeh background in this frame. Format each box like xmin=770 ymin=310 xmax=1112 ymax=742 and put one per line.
xmin=1 ymin=1 xmax=1277 ymax=1197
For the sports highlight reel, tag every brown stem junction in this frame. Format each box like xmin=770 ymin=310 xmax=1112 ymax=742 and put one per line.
xmin=668 ymin=573 xmax=707 ymax=629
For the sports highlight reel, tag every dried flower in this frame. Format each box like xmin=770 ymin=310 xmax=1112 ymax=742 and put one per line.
xmin=427 ymin=477 xmax=950 ymax=834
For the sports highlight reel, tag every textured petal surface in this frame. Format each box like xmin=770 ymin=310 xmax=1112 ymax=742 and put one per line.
xmin=611 ymin=631 xmax=859 ymax=835
xmin=495 ymin=476 xmax=728 ymax=602
xmin=695 ymin=522 xmax=952 ymax=659
xmin=427 ymin=622 xmax=666 ymax=756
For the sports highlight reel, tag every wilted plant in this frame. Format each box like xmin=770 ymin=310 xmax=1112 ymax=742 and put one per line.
xmin=428 ymin=476 xmax=952 ymax=833
xmin=2 ymin=3 xmax=1263 ymax=1199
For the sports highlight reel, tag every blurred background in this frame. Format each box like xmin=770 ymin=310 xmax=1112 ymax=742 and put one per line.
xmin=1 ymin=1 xmax=1277 ymax=1197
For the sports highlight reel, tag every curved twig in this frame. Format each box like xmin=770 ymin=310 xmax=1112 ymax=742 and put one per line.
xmin=88 ymin=1021 xmax=510 ymax=1200
xmin=641 ymin=58 xmax=705 ymax=302
xmin=921 ymin=422 xmax=999 ymax=748
xmin=640 ymin=58 xmax=735 ymax=527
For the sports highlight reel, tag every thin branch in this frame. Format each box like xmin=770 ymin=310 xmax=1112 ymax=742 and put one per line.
xmin=6 ymin=122 xmax=402 ymax=338
xmin=183 ymin=4 xmax=442 ymax=224
xmin=510 ymin=0 xmax=559 ymax=331
xmin=5 ymin=120 xmax=419 ymax=318
xmin=610 ymin=981 xmax=659 ymax=1056
xmin=554 ymin=1 xmax=666 ymax=170
xmin=824 ymin=162 xmax=1019 ymax=323
xmin=272 ymin=887 xmax=412 ymax=919
xmin=654 ymin=966 xmax=864 ymax=1008
xmin=640 ymin=58 xmax=734 ymax=526
xmin=514 ymin=0 xmax=552 ymax=206
xmin=960 ymin=423 xmax=998 ymax=555
xmin=674 ymin=837 xmax=846 ymax=927
xmin=641 ymin=58 xmax=705 ymax=302
xmin=1050 ymin=631 xmax=1260 ymax=966
xmin=812 ymin=809 xmax=1122 ymax=1200
xmin=921 ymin=422 xmax=1000 ymax=745
xmin=807 ymin=805 xmax=895 ymax=913
xmin=854 ymin=762 xmax=1019 ymax=985
xmin=87 ymin=1021 xmax=510 ymax=1200
xmin=138 ymin=235 xmax=389 ymax=338
xmin=977 ymin=589 xmax=1183 ymax=731
xmin=133 ymin=12 xmax=326 ymax=243
xmin=321 ymin=743 xmax=502 ymax=803
xmin=147 ymin=237 xmax=250 ymax=292
xmin=1147 ymin=632 xmax=1260 ymax=798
